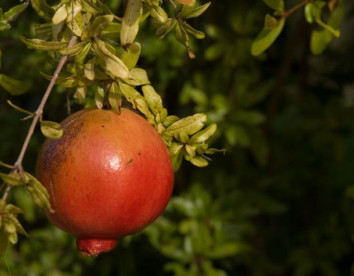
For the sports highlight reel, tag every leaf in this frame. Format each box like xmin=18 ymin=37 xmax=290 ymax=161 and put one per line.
xmin=262 ymin=0 xmax=284 ymax=11
xmin=7 ymin=100 xmax=33 ymax=116
xmin=75 ymin=41 xmax=92 ymax=64
xmin=73 ymin=86 xmax=87 ymax=104
xmin=121 ymin=42 xmax=141 ymax=69
xmin=84 ymin=58 xmax=95 ymax=81
xmin=26 ymin=173 xmax=52 ymax=211
xmin=81 ymin=0 xmax=103 ymax=14
xmin=20 ymin=37 xmax=68 ymax=51
xmin=179 ymin=2 xmax=211 ymax=19
xmin=109 ymin=82 xmax=122 ymax=113
xmin=0 ymin=231 xmax=8 ymax=257
xmin=189 ymin=123 xmax=217 ymax=144
xmin=0 ymin=161 xmax=15 ymax=170
xmin=150 ymin=6 xmax=168 ymax=23
xmin=95 ymin=86 xmax=105 ymax=109
xmin=156 ymin=19 xmax=177 ymax=38
xmin=189 ymin=156 xmax=208 ymax=167
xmin=121 ymin=0 xmax=142 ymax=45
xmin=0 ymin=74 xmax=30 ymax=95
xmin=65 ymin=0 xmax=82 ymax=22
xmin=163 ymin=115 xmax=179 ymax=127
xmin=251 ymin=16 xmax=285 ymax=56
xmin=94 ymin=39 xmax=129 ymax=78
xmin=3 ymin=3 xmax=29 ymax=22
xmin=169 ymin=143 xmax=184 ymax=156
xmin=90 ymin=15 xmax=114 ymax=37
xmin=40 ymin=120 xmax=63 ymax=139
xmin=171 ymin=150 xmax=184 ymax=172
xmin=52 ymin=4 xmax=67 ymax=25
xmin=206 ymin=243 xmax=248 ymax=259
xmin=0 ymin=172 xmax=27 ymax=186
xmin=101 ymin=22 xmax=122 ymax=40
xmin=180 ymin=21 xmax=205 ymax=39
xmin=124 ymin=68 xmax=150 ymax=86
xmin=310 ymin=30 xmax=333 ymax=55
xmin=142 ymin=85 xmax=163 ymax=115
xmin=164 ymin=114 xmax=207 ymax=137
xmin=30 ymin=0 xmax=54 ymax=21
xmin=67 ymin=11 xmax=87 ymax=38
xmin=59 ymin=41 xmax=88 ymax=56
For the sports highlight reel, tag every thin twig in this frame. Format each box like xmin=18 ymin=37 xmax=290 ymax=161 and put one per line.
xmin=283 ymin=0 xmax=313 ymax=19
xmin=2 ymin=36 xmax=78 ymax=200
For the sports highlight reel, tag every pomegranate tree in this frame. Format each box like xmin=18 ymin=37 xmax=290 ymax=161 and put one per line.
xmin=0 ymin=0 xmax=218 ymax=256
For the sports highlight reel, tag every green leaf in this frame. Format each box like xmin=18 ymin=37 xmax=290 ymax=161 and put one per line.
xmin=171 ymin=150 xmax=184 ymax=172
xmin=30 ymin=0 xmax=54 ymax=21
xmin=109 ymin=82 xmax=122 ymax=113
xmin=156 ymin=19 xmax=177 ymax=38
xmin=20 ymin=37 xmax=68 ymax=51
xmin=189 ymin=123 xmax=217 ymax=144
xmin=164 ymin=114 xmax=207 ymax=137
xmin=169 ymin=143 xmax=184 ymax=156
xmin=0 ymin=231 xmax=8 ymax=257
xmin=0 ymin=172 xmax=26 ymax=186
xmin=121 ymin=0 xmax=142 ymax=45
xmin=95 ymin=86 xmax=105 ymax=109
xmin=75 ymin=41 xmax=92 ymax=64
xmin=90 ymin=15 xmax=114 ymax=37
xmin=251 ymin=16 xmax=285 ymax=56
xmin=206 ymin=243 xmax=248 ymax=259
xmin=7 ymin=100 xmax=34 ymax=116
xmin=0 ymin=74 xmax=30 ymax=95
xmin=101 ymin=22 xmax=122 ymax=40
xmin=40 ymin=120 xmax=63 ymax=139
xmin=3 ymin=3 xmax=28 ymax=21
xmin=163 ymin=115 xmax=179 ymax=127
xmin=26 ymin=173 xmax=52 ymax=211
xmin=81 ymin=0 xmax=103 ymax=14
xmin=67 ymin=11 xmax=87 ymax=37
xmin=142 ymin=85 xmax=163 ymax=115
xmin=52 ymin=4 xmax=67 ymax=25
xmin=84 ymin=58 xmax=95 ymax=81
xmin=94 ymin=39 xmax=130 ymax=78
xmin=124 ymin=68 xmax=150 ymax=86
xmin=58 ymin=41 xmax=89 ymax=56
xmin=0 ymin=161 xmax=15 ymax=170
xmin=74 ymin=86 xmax=87 ymax=104
xmin=310 ymin=30 xmax=333 ymax=55
xmin=262 ymin=0 xmax=284 ymax=11
xmin=189 ymin=156 xmax=208 ymax=167
xmin=180 ymin=21 xmax=205 ymax=39
xmin=179 ymin=2 xmax=211 ymax=19
xmin=150 ymin=6 xmax=168 ymax=23
xmin=121 ymin=42 xmax=141 ymax=69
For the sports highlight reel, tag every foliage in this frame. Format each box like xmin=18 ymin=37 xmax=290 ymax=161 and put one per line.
xmin=1 ymin=0 xmax=354 ymax=275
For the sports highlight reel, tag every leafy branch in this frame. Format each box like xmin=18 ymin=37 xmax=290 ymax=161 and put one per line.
xmin=252 ymin=0 xmax=343 ymax=56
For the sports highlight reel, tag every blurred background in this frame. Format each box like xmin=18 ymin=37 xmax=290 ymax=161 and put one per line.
xmin=1 ymin=0 xmax=354 ymax=275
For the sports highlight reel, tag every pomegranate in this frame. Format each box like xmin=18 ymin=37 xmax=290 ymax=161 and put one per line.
xmin=36 ymin=108 xmax=174 ymax=256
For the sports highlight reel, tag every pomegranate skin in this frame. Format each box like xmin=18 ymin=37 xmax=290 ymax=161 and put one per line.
xmin=36 ymin=108 xmax=174 ymax=255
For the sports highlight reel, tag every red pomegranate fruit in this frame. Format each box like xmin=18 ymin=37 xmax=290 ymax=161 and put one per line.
xmin=36 ymin=108 xmax=174 ymax=256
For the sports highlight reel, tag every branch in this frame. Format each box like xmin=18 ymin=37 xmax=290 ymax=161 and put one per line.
xmin=2 ymin=36 xmax=78 ymax=200
xmin=283 ymin=0 xmax=313 ymax=19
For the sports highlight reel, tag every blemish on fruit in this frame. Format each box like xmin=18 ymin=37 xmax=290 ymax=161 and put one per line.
xmin=137 ymin=152 xmax=141 ymax=156
xmin=126 ymin=158 xmax=134 ymax=165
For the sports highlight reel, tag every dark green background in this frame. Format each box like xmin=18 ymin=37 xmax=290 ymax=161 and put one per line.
xmin=1 ymin=0 xmax=354 ymax=275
